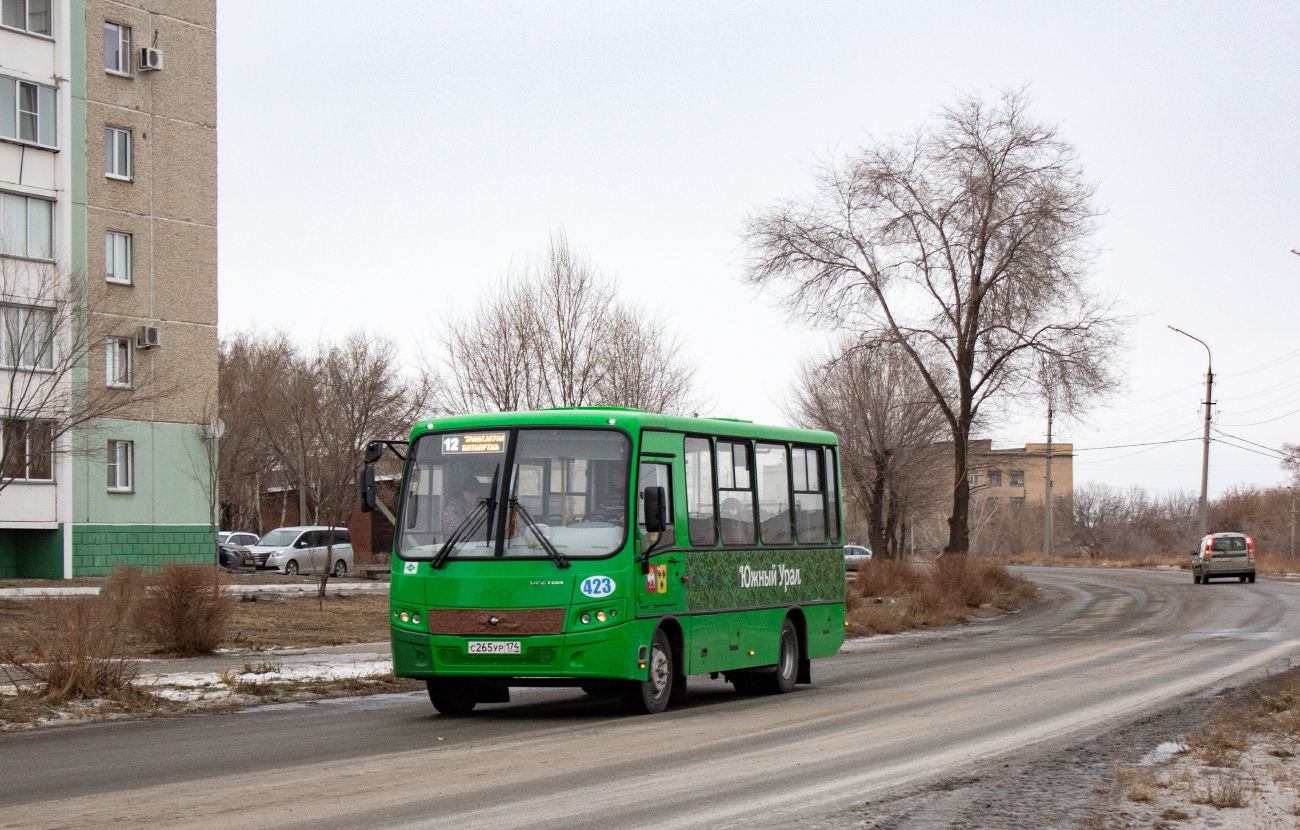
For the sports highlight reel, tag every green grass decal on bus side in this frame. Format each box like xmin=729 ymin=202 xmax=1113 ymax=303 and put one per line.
xmin=684 ymin=549 xmax=843 ymax=611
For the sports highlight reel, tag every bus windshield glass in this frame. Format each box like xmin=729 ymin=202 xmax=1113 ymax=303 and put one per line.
xmin=397 ymin=428 xmax=631 ymax=561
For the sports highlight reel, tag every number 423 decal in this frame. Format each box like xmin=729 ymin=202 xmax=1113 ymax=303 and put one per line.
xmin=645 ymin=564 xmax=667 ymax=595
xmin=580 ymin=576 xmax=615 ymax=598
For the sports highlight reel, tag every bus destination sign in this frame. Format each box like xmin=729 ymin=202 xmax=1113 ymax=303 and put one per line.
xmin=441 ymin=433 xmax=507 ymax=454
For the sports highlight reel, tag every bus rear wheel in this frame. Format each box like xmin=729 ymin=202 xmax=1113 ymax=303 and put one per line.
xmin=623 ymin=629 xmax=673 ymax=714
xmin=755 ymin=618 xmax=800 ymax=695
xmin=427 ymin=679 xmax=477 ymax=715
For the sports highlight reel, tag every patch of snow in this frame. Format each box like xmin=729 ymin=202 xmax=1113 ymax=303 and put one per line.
xmin=1138 ymin=740 xmax=1187 ymax=766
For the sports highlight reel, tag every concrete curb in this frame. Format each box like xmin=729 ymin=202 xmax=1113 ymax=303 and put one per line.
xmin=0 ymin=582 xmax=390 ymax=599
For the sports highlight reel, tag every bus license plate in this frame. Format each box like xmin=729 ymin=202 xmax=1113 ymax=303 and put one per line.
xmin=467 ymin=641 xmax=521 ymax=655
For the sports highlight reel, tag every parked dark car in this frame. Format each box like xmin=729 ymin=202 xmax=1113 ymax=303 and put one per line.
xmin=218 ymin=531 xmax=260 ymax=570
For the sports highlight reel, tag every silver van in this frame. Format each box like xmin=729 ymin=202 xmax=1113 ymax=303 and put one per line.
xmin=250 ymin=526 xmax=353 ymax=576
xmin=1192 ymin=532 xmax=1256 ymax=584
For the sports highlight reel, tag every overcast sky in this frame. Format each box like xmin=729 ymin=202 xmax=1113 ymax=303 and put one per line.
xmin=216 ymin=1 xmax=1300 ymax=498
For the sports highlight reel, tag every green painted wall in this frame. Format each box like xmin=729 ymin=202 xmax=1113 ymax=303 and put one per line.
xmin=0 ymin=528 xmax=64 ymax=579
xmin=73 ymin=419 xmax=211 ymax=525
xmin=71 ymin=524 xmax=212 ymax=576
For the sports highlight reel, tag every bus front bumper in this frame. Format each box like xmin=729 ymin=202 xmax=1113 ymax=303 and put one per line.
xmin=391 ymin=621 xmax=649 ymax=682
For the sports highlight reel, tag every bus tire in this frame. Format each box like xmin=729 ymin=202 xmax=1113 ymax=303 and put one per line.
xmin=756 ymin=618 xmax=800 ymax=695
xmin=623 ymin=629 xmax=673 ymax=714
xmin=427 ymin=679 xmax=477 ymax=715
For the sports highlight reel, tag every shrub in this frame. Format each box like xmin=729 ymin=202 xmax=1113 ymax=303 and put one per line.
xmin=134 ymin=564 xmax=233 ymax=655
xmin=0 ymin=593 xmax=137 ymax=701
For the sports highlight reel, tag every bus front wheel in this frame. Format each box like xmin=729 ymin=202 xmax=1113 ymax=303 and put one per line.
xmin=624 ymin=629 xmax=674 ymax=714
xmin=427 ymin=679 xmax=477 ymax=715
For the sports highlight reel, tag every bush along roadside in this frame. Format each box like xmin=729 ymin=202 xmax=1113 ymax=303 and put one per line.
xmin=844 ymin=556 xmax=1037 ymax=637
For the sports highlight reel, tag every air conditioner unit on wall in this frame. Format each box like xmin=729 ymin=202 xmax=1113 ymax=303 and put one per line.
xmin=139 ymin=47 xmax=163 ymax=71
xmin=136 ymin=326 xmax=161 ymax=349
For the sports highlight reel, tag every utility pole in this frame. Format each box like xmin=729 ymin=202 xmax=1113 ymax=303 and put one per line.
xmin=1169 ymin=326 xmax=1213 ymax=539
xmin=1044 ymin=404 xmax=1053 ymax=559
xmin=1291 ymin=487 xmax=1296 ymax=559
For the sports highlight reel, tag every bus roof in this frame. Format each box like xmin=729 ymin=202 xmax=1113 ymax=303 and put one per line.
xmin=406 ymin=408 xmax=838 ymax=446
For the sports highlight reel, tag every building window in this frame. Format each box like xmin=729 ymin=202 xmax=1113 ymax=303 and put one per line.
xmin=107 ymin=439 xmax=133 ymax=491
xmin=0 ymin=76 xmax=56 ymax=148
xmin=1 ymin=304 xmax=54 ymax=370
xmin=106 ymin=336 xmax=132 ymax=387
xmin=987 ymin=470 xmax=1002 ymax=487
xmin=104 ymin=22 xmax=131 ymax=75
xmin=104 ymin=127 xmax=131 ymax=179
xmin=969 ymin=470 xmax=981 ymax=487
xmin=106 ymin=231 xmax=131 ymax=284
xmin=1009 ymin=496 xmax=1026 ymax=508
xmin=0 ymin=192 xmax=53 ymax=259
xmin=1 ymin=418 xmax=52 ymax=481
xmin=1009 ymin=470 xmax=1025 ymax=487
xmin=1 ymin=0 xmax=51 ymax=36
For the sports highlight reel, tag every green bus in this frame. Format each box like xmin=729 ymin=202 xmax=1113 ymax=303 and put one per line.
xmin=364 ymin=408 xmax=846 ymax=715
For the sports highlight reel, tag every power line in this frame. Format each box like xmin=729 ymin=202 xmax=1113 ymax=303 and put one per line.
xmin=1073 ymin=437 xmax=1203 ymax=452
xmin=1212 ymin=429 xmax=1295 ymax=461
xmin=1217 ymin=404 xmax=1300 ymax=428
xmin=1214 ymin=437 xmax=1292 ymax=463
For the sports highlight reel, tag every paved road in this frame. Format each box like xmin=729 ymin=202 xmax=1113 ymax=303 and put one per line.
xmin=3 ymin=567 xmax=1298 ymax=829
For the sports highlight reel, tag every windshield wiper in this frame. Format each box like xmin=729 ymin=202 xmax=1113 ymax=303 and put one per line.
xmin=430 ymin=466 xmax=499 ymax=570
xmin=509 ymin=498 xmax=570 ymax=569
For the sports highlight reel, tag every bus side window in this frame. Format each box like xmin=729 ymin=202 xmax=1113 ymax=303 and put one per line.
xmin=718 ymin=441 xmax=756 ymax=546
xmin=684 ymin=437 xmax=716 ymax=546
xmin=638 ymin=462 xmax=675 ymax=551
xmin=824 ymin=447 xmax=840 ymax=543
xmin=755 ymin=443 xmax=792 ymax=544
xmin=794 ymin=447 xmax=826 ymax=543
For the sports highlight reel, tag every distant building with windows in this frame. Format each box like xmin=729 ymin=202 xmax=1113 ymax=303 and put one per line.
xmin=965 ymin=439 xmax=1074 ymax=509
xmin=0 ymin=0 xmax=217 ymax=578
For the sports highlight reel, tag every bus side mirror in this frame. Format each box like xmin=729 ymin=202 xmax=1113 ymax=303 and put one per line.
xmin=644 ymin=486 xmax=667 ymax=534
xmin=364 ymin=442 xmax=384 ymax=465
xmin=359 ymin=466 xmax=377 ymax=513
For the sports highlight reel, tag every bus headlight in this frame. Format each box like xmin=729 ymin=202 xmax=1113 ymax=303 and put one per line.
xmin=580 ymin=613 xmax=591 ymax=625
xmin=595 ymin=611 xmax=607 ymax=623
xmin=399 ymin=611 xmax=410 ymax=623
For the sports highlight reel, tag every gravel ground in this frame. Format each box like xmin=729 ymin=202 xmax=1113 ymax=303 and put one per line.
xmin=810 ymin=679 xmax=1300 ymax=830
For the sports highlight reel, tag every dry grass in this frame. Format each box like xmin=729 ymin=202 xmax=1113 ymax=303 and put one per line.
xmin=1006 ymin=551 xmax=1192 ymax=570
xmin=132 ymin=564 xmax=233 ymax=655
xmin=226 ymin=593 xmax=392 ymax=650
xmin=1188 ymin=773 xmax=1249 ymax=808
xmin=0 ymin=569 xmax=142 ymax=701
xmin=1114 ymin=763 xmax=1160 ymax=803
xmin=845 ymin=556 xmax=1036 ymax=637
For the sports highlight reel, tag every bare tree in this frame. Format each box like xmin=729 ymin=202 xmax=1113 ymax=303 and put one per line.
xmin=435 ymin=230 xmax=698 ymax=415
xmin=598 ymin=306 xmax=697 ymax=414
xmin=789 ymin=342 xmax=945 ymax=558
xmin=744 ymin=88 xmax=1124 ymax=554
xmin=222 ymin=331 xmax=430 ymax=597
xmin=0 ymin=257 xmax=169 ymax=495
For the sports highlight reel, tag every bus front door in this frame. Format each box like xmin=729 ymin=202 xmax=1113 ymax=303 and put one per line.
xmin=636 ymin=450 xmax=684 ymax=620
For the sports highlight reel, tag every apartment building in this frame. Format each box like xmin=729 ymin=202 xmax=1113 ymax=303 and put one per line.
xmin=0 ymin=0 xmax=217 ymax=578
xmin=965 ymin=439 xmax=1074 ymax=508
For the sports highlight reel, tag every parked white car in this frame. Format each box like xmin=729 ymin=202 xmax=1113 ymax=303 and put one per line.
xmin=843 ymin=544 xmax=873 ymax=571
xmin=250 ymin=526 xmax=353 ymax=576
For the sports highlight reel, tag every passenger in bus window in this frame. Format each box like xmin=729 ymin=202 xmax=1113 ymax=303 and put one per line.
xmin=442 ymin=472 xmax=484 ymax=532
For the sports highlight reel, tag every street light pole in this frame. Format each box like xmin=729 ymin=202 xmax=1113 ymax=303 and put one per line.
xmin=1168 ymin=326 xmax=1213 ymax=539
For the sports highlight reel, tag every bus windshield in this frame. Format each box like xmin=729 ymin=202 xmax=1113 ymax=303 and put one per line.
xmin=397 ymin=428 xmax=631 ymax=561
